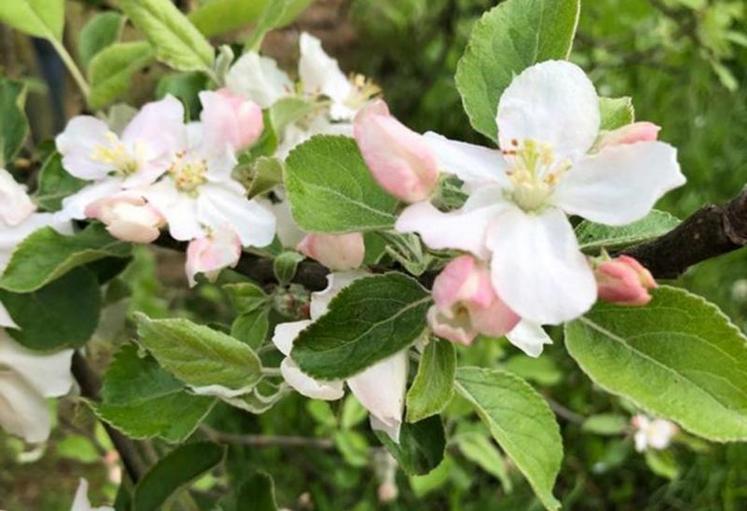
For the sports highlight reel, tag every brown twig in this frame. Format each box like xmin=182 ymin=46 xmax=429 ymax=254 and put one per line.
xmin=200 ymin=425 xmax=334 ymax=449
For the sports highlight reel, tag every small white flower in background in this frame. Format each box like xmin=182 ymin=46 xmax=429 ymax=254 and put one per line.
xmin=396 ymin=60 xmax=685 ymax=325
xmin=632 ymin=414 xmax=678 ymax=452
xmin=70 ymin=479 xmax=114 ymax=511
xmin=0 ymin=168 xmax=35 ymax=226
xmin=56 ymin=95 xmax=185 ymax=220
xmin=297 ymin=232 xmax=365 ymax=271
xmin=0 ymin=330 xmax=74 ymax=443
xmin=272 ymin=272 xmax=408 ymax=442
xmin=85 ymin=192 xmax=166 ymax=244
xmin=185 ymin=228 xmax=242 ymax=287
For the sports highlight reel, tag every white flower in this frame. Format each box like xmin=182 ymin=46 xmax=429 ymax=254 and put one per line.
xmin=0 ymin=330 xmax=74 ymax=443
xmin=271 ymin=272 xmax=408 ymax=442
xmin=632 ymin=414 xmax=678 ymax=452
xmin=70 ymin=479 xmax=114 ymax=511
xmin=0 ymin=168 xmax=35 ymax=226
xmin=56 ymin=96 xmax=185 ymax=220
xmin=185 ymin=228 xmax=242 ymax=287
xmin=396 ymin=60 xmax=685 ymax=325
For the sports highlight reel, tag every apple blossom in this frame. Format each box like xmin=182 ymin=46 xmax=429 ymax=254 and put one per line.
xmin=0 ymin=168 xmax=35 ymax=226
xmin=85 ymin=193 xmax=166 ymax=244
xmin=56 ymin=95 xmax=185 ymax=220
xmin=354 ymin=100 xmax=439 ymax=203
xmin=185 ymin=228 xmax=242 ymax=287
xmin=297 ymin=232 xmax=365 ymax=270
xmin=595 ymin=255 xmax=657 ymax=306
xmin=272 ymin=272 xmax=407 ymax=442
xmin=0 ymin=330 xmax=74 ymax=443
xmin=70 ymin=479 xmax=114 ymax=511
xmin=198 ymin=88 xmax=264 ymax=152
xmin=632 ymin=414 xmax=678 ymax=452
xmin=396 ymin=60 xmax=685 ymax=325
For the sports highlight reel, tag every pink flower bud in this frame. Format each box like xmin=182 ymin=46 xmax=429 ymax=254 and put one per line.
xmin=354 ymin=100 xmax=439 ymax=203
xmin=597 ymin=122 xmax=661 ymax=150
xmin=199 ymin=88 xmax=264 ymax=152
xmin=185 ymin=229 xmax=242 ymax=287
xmin=0 ymin=168 xmax=35 ymax=226
xmin=85 ymin=193 xmax=165 ymax=244
xmin=428 ymin=255 xmax=520 ymax=345
xmin=596 ymin=255 xmax=657 ymax=306
xmin=297 ymin=232 xmax=365 ymax=271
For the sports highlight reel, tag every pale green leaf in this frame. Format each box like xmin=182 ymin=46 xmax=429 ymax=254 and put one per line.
xmin=0 ymin=78 xmax=29 ymax=167
xmin=88 ymin=42 xmax=155 ymax=110
xmin=35 ymin=152 xmax=86 ymax=212
xmin=0 ymin=0 xmax=64 ymax=40
xmin=406 ymin=339 xmax=456 ymax=423
xmin=455 ymin=431 xmax=513 ymax=492
xmin=79 ymin=12 xmax=126 ymax=70
xmin=582 ymin=414 xmax=629 ymax=435
xmin=576 ymin=209 xmax=680 ymax=253
xmin=189 ymin=0 xmax=311 ymax=38
xmin=599 ymin=96 xmax=635 ymax=131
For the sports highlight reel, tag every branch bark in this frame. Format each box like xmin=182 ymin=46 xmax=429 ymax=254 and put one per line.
xmin=200 ymin=425 xmax=334 ymax=449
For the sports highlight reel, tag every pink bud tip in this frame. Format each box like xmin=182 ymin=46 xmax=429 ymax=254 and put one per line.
xmin=85 ymin=193 xmax=165 ymax=244
xmin=200 ymin=89 xmax=264 ymax=152
xmin=185 ymin=229 xmax=242 ymax=287
xmin=597 ymin=122 xmax=661 ymax=150
xmin=596 ymin=255 xmax=657 ymax=306
xmin=297 ymin=232 xmax=365 ymax=271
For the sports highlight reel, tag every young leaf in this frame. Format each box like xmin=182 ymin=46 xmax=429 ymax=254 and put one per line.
xmin=575 ymin=209 xmax=680 ymax=253
xmin=95 ymin=345 xmax=216 ymax=442
xmin=456 ymin=367 xmax=563 ymax=511
xmin=136 ymin=314 xmax=263 ymax=395
xmin=565 ymin=286 xmax=747 ymax=442
xmin=79 ymin=12 xmax=126 ymax=70
xmin=455 ymin=431 xmax=513 ymax=492
xmin=244 ymin=0 xmax=295 ymax=51
xmin=406 ymin=339 xmax=456 ymax=423
xmin=455 ymin=0 xmax=581 ymax=141
xmin=273 ymin=251 xmax=305 ymax=284
xmin=292 ymin=273 xmax=431 ymax=379
xmin=0 ymin=268 xmax=101 ymax=350
xmin=600 ymin=96 xmax=635 ymax=131
xmin=133 ymin=442 xmax=225 ymax=511
xmin=224 ymin=281 xmax=269 ymax=313
xmin=0 ymin=78 xmax=29 ymax=167
xmin=285 ymin=135 xmax=399 ymax=233
xmin=0 ymin=223 xmax=132 ymax=293
xmin=375 ymin=415 xmax=446 ymax=476
xmin=35 ymin=152 xmax=86 ymax=211
xmin=0 ymin=0 xmax=64 ymax=40
xmin=189 ymin=0 xmax=311 ymax=38
xmin=119 ymin=0 xmax=215 ymax=74
xmin=581 ymin=414 xmax=629 ymax=436
xmin=231 ymin=308 xmax=270 ymax=348
xmin=88 ymin=42 xmax=155 ymax=110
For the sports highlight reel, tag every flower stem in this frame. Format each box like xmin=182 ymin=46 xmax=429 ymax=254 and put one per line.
xmin=49 ymin=37 xmax=91 ymax=99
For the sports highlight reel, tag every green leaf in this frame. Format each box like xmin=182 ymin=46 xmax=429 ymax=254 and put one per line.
xmin=35 ymin=152 xmax=86 ymax=211
xmin=575 ymin=210 xmax=680 ymax=253
xmin=455 ymin=0 xmax=580 ymax=141
xmin=0 ymin=0 xmax=64 ymax=40
xmin=599 ymin=96 xmax=635 ymax=131
xmin=119 ymin=0 xmax=215 ymax=74
xmin=0 ymin=78 xmax=29 ymax=167
xmin=136 ymin=314 xmax=263 ymax=394
xmin=645 ymin=450 xmax=680 ymax=480
xmin=406 ymin=339 xmax=456 ymax=423
xmin=273 ymin=251 xmax=304 ymax=284
xmin=133 ymin=442 xmax=225 ymax=511
xmin=0 ymin=268 xmax=100 ymax=350
xmin=95 ymin=345 xmax=216 ymax=443
xmin=244 ymin=0 xmax=295 ymax=51
xmin=57 ymin=435 xmax=100 ymax=464
xmin=234 ymin=472 xmax=278 ymax=511
xmin=155 ymin=71 xmax=209 ymax=119
xmin=224 ymin=281 xmax=269 ymax=313
xmin=0 ymin=223 xmax=132 ymax=293
xmin=292 ymin=273 xmax=430 ymax=379
xmin=502 ymin=354 xmax=563 ymax=386
xmin=88 ymin=42 xmax=155 ymax=110
xmin=375 ymin=415 xmax=446 ymax=476
xmin=189 ymin=0 xmax=311 ymax=38
xmin=455 ymin=431 xmax=512 ymax=492
xmin=455 ymin=367 xmax=562 ymax=511
xmin=285 ymin=135 xmax=399 ymax=233
xmin=565 ymin=286 xmax=747 ymax=442
xmin=334 ymin=430 xmax=370 ymax=467
xmin=581 ymin=414 xmax=629 ymax=436
xmin=246 ymin=156 xmax=284 ymax=197
xmin=231 ymin=308 xmax=270 ymax=348
xmin=79 ymin=12 xmax=126 ymax=70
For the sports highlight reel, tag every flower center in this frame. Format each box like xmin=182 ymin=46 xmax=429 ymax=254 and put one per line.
xmin=503 ymin=139 xmax=570 ymax=212
xmin=344 ymin=74 xmax=381 ymax=110
xmin=91 ymin=132 xmax=140 ymax=176
xmin=169 ymin=152 xmax=207 ymax=195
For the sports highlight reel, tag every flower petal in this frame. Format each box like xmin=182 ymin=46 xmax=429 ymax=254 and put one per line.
xmin=55 ymin=116 xmax=114 ymax=180
xmin=0 ymin=372 xmax=52 ymax=443
xmin=271 ymin=320 xmax=312 ymax=356
xmin=0 ymin=212 xmax=71 ymax=271
xmin=552 ymin=141 xmax=685 ymax=225
xmin=197 ymin=184 xmax=276 ymax=248
xmin=0 ymin=301 xmax=18 ymax=329
xmin=0 ymin=331 xmax=74 ymax=398
xmin=60 ymin=178 xmax=123 ymax=221
xmin=423 ymin=132 xmax=508 ymax=188
xmin=505 ymin=320 xmax=553 ymax=358
xmin=225 ymin=52 xmax=292 ymax=108
xmin=0 ymin=169 xmax=35 ymax=226
xmin=486 ymin=206 xmax=596 ymax=324
xmin=144 ymin=180 xmax=204 ymax=242
xmin=299 ymin=32 xmax=352 ymax=105
xmin=497 ymin=60 xmax=600 ymax=161
xmin=309 ymin=271 xmax=368 ymax=320
xmin=280 ymin=357 xmax=345 ymax=400
xmin=121 ymin=95 xmax=185 ymax=158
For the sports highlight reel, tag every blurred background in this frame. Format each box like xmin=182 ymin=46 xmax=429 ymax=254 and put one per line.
xmin=1 ymin=0 xmax=746 ymax=509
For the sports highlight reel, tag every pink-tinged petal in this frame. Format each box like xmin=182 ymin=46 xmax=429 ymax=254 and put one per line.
xmin=431 ymin=255 xmax=494 ymax=310
xmin=185 ymin=229 xmax=242 ymax=286
xmin=121 ymin=95 xmax=185 ymax=159
xmin=469 ymin=297 xmax=520 ymax=339
xmin=427 ymin=305 xmax=478 ymax=345
xmin=0 ymin=169 xmax=35 ymax=226
xmin=505 ymin=321 xmax=553 ymax=358
xmin=354 ymin=100 xmax=439 ymax=203
xmin=297 ymin=232 xmax=365 ymax=271
xmin=595 ymin=255 xmax=656 ymax=306
xmin=309 ymin=271 xmax=368 ymax=320
xmin=552 ymin=141 xmax=685 ymax=225
xmin=85 ymin=193 xmax=165 ymax=244
xmin=347 ymin=351 xmax=407 ymax=443
xmin=272 ymin=320 xmax=313 ymax=356
xmin=225 ymin=52 xmax=292 ymax=108
xmin=144 ymin=180 xmax=204 ymax=242
xmin=596 ymin=122 xmax=661 ymax=150
xmin=280 ymin=357 xmax=345 ymax=400
xmin=497 ymin=60 xmax=600 ymax=161
xmin=55 ymin=116 xmax=114 ymax=180
xmin=197 ymin=184 xmax=276 ymax=248
xmin=487 ymin=206 xmax=596 ymax=325
xmin=423 ymin=131 xmax=509 ymax=189
xmin=299 ymin=32 xmax=352 ymax=104
xmin=59 ymin=178 xmax=123 ymax=221
xmin=199 ymin=89 xmax=264 ymax=153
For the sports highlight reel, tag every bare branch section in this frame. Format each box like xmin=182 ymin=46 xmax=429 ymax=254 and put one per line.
xmin=200 ymin=425 xmax=334 ymax=449
xmin=624 ymin=188 xmax=747 ymax=279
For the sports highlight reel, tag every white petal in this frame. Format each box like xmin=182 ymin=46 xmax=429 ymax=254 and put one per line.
xmin=552 ymin=141 xmax=685 ymax=225
xmin=55 ymin=116 xmax=114 ymax=180
xmin=255 ymin=195 xmax=306 ymax=248
xmin=197 ymin=184 xmax=276 ymax=247
xmin=497 ymin=61 xmax=600 ymax=161
xmin=225 ymin=52 xmax=292 ymax=108
xmin=299 ymin=32 xmax=352 ymax=104
xmin=347 ymin=351 xmax=407 ymax=443
xmin=0 ymin=372 xmax=52 ymax=443
xmin=309 ymin=271 xmax=368 ymax=320
xmin=280 ymin=357 xmax=345 ymax=400
xmin=423 ymin=131 xmax=509 ymax=188
xmin=0 ymin=168 xmax=36 ymax=226
xmin=121 ymin=95 xmax=185 ymax=158
xmin=0 ymin=302 xmax=18 ymax=328
xmin=70 ymin=478 xmax=114 ymax=511
xmin=0 ymin=331 xmax=74 ymax=397
xmin=271 ymin=320 xmax=312 ymax=356
xmin=59 ymin=178 xmax=123 ymax=221
xmin=395 ymin=188 xmax=507 ymax=259
xmin=0 ymin=212 xmax=71 ymax=271
xmin=486 ymin=206 xmax=596 ymax=325
xmin=144 ymin=180 xmax=204 ymax=242
xmin=505 ymin=320 xmax=553 ymax=358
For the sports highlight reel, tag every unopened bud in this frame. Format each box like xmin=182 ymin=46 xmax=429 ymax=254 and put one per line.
xmin=297 ymin=232 xmax=365 ymax=271
xmin=596 ymin=255 xmax=656 ymax=306
xmin=85 ymin=193 xmax=165 ymax=244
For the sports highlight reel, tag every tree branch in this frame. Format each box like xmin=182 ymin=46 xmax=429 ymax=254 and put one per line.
xmin=200 ymin=425 xmax=334 ymax=449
